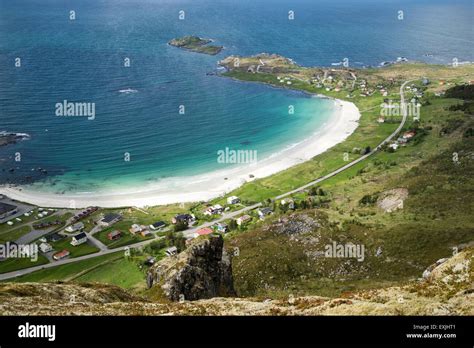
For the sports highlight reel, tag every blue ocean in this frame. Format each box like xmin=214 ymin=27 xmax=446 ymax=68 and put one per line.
xmin=0 ymin=0 xmax=472 ymax=193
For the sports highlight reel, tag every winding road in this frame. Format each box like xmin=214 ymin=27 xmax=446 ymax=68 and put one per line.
xmin=0 ymin=80 xmax=411 ymax=281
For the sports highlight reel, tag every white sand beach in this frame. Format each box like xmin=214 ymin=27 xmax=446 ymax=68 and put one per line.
xmin=0 ymin=99 xmax=361 ymax=208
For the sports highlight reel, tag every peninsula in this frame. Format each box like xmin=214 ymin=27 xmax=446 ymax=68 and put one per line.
xmin=168 ymin=36 xmax=223 ymax=55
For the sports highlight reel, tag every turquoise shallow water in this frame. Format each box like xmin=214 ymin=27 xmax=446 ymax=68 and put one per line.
xmin=0 ymin=0 xmax=472 ymax=193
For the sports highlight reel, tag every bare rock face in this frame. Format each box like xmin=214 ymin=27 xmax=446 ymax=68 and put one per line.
xmin=148 ymin=234 xmax=235 ymax=301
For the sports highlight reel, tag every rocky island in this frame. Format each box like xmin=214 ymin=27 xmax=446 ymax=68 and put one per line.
xmin=168 ymin=36 xmax=223 ymax=55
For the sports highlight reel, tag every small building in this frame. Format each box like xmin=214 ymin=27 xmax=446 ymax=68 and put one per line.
xmin=66 ymin=222 xmax=84 ymax=233
xmin=197 ymin=227 xmax=214 ymax=236
xmin=0 ymin=202 xmax=18 ymax=220
xmin=53 ymin=249 xmax=70 ymax=261
xmin=281 ymin=199 xmax=295 ymax=210
xmin=236 ymin=215 xmax=251 ymax=226
xmin=48 ymin=233 xmax=64 ymax=243
xmin=129 ymin=224 xmax=144 ymax=234
xmin=215 ymin=222 xmax=229 ymax=233
xmin=140 ymin=230 xmax=151 ymax=237
xmin=377 ymin=117 xmax=385 ymax=123
xmin=403 ymin=131 xmax=416 ymax=139
xmin=149 ymin=221 xmax=166 ymax=230
xmin=203 ymin=204 xmax=224 ymax=216
xmin=257 ymin=207 xmax=273 ymax=220
xmin=165 ymin=246 xmax=178 ymax=256
xmin=227 ymin=196 xmax=240 ymax=205
xmin=99 ymin=213 xmax=122 ymax=227
xmin=172 ymin=214 xmax=194 ymax=224
xmin=388 ymin=143 xmax=399 ymax=151
xmin=71 ymin=232 xmax=87 ymax=246
xmin=39 ymin=242 xmax=53 ymax=253
xmin=397 ymin=137 xmax=408 ymax=144
xmin=107 ymin=230 xmax=122 ymax=241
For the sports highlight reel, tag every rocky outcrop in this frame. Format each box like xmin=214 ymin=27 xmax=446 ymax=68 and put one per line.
xmin=0 ymin=247 xmax=472 ymax=315
xmin=148 ymin=234 xmax=235 ymax=301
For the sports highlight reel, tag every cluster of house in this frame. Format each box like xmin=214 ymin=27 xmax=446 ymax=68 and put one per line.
xmin=38 ymin=224 xmax=89 ymax=261
xmin=388 ymin=130 xmax=417 ymax=151
xmin=276 ymin=76 xmax=294 ymax=85
xmin=129 ymin=224 xmax=152 ymax=237
xmin=376 ymin=84 xmax=389 ymax=97
xmin=99 ymin=212 xmax=166 ymax=241
xmin=308 ymin=69 xmax=353 ymax=93
xmin=405 ymin=82 xmax=426 ymax=98
xmin=33 ymin=219 xmax=62 ymax=229
xmin=357 ymin=79 xmax=375 ymax=97
xmin=71 ymin=206 xmax=99 ymax=224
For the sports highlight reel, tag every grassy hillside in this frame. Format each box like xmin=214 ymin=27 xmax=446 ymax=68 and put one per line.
xmin=227 ymin=88 xmax=474 ymax=298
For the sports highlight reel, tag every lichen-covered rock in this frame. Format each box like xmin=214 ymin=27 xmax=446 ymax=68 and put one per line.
xmin=148 ymin=234 xmax=235 ymax=301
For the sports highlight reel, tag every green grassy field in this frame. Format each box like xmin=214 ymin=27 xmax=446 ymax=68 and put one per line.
xmin=94 ymin=226 xmax=153 ymax=249
xmin=74 ymin=257 xmax=146 ymax=289
xmin=10 ymin=252 xmax=123 ymax=282
xmin=0 ymin=225 xmax=31 ymax=243
xmin=226 ymin=89 xmax=474 ymax=298
xmin=0 ymin=254 xmax=49 ymax=274
xmin=50 ymin=237 xmax=99 ymax=258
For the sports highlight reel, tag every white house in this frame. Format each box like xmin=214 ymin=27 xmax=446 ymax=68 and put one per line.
xmin=388 ymin=143 xmax=399 ymax=151
xmin=203 ymin=204 xmax=224 ymax=216
xmin=129 ymin=224 xmax=144 ymax=234
xmin=66 ymin=222 xmax=84 ymax=233
xmin=236 ymin=215 xmax=251 ymax=226
xmin=71 ymin=232 xmax=87 ymax=246
xmin=227 ymin=196 xmax=240 ymax=205
xmin=39 ymin=242 xmax=53 ymax=253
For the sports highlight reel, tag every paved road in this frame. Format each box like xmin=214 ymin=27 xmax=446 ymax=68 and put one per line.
xmin=0 ymin=81 xmax=411 ymax=281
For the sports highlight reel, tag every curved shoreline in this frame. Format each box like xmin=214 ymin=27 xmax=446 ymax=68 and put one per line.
xmin=0 ymin=99 xmax=361 ymax=208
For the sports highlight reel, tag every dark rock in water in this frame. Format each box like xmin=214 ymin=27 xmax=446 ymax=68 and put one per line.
xmin=240 ymin=140 xmax=251 ymax=145
xmin=0 ymin=132 xmax=30 ymax=147
xmin=148 ymin=234 xmax=235 ymax=301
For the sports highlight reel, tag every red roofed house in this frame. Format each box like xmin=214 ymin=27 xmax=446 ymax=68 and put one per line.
xmin=53 ymin=249 xmax=70 ymax=261
xmin=107 ymin=230 xmax=122 ymax=241
xmin=403 ymin=131 xmax=416 ymax=139
xmin=197 ymin=227 xmax=213 ymax=236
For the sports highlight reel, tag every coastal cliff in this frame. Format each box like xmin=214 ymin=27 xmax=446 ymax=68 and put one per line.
xmin=147 ymin=234 xmax=235 ymax=301
xmin=0 ymin=247 xmax=471 ymax=315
